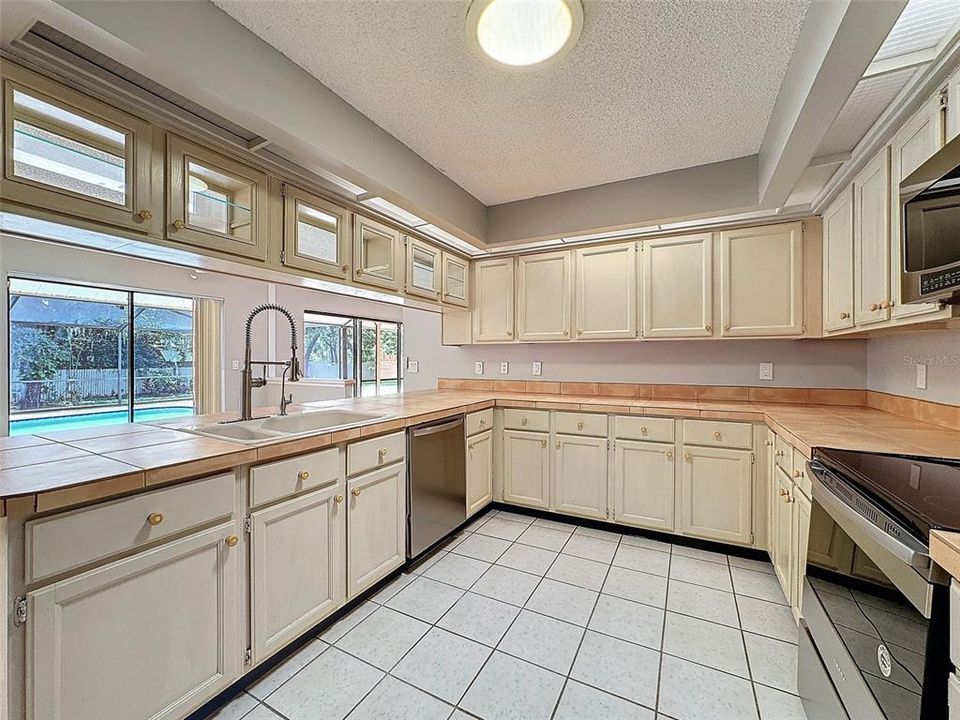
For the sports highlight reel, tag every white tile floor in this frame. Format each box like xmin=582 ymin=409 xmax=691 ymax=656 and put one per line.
xmin=207 ymin=509 xmax=808 ymax=720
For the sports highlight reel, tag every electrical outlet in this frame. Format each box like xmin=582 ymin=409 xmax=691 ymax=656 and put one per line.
xmin=759 ymin=362 xmax=774 ymax=381
xmin=916 ymin=363 xmax=927 ymax=390
xmin=231 ymin=360 xmax=240 ymax=371
xmin=500 ymin=361 xmax=509 ymax=375
xmin=532 ymin=361 xmax=543 ymax=376
xmin=474 ymin=361 xmax=484 ymax=375
xmin=406 ymin=359 xmax=419 ymax=373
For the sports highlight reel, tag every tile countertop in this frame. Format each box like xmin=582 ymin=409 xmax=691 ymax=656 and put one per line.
xmin=1 ymin=390 xmax=957 ymax=511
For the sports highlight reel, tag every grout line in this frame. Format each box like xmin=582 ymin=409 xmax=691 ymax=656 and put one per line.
xmin=653 ymin=541 xmax=672 ymax=715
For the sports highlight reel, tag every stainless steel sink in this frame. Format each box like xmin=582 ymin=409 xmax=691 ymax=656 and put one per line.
xmin=186 ymin=409 xmax=394 ymax=444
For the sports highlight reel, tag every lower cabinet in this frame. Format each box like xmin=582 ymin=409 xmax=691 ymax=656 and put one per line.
xmin=792 ymin=488 xmax=811 ymax=617
xmin=502 ymin=429 xmax=550 ymax=509
xmin=771 ymin=466 xmax=794 ymax=601
xmin=26 ymin=522 xmax=242 ymax=720
xmin=250 ymin=484 xmax=345 ymax=663
xmin=678 ymin=446 xmax=753 ymax=545
xmin=347 ymin=462 xmax=406 ymax=599
xmin=553 ymin=434 xmax=608 ymax=520
xmin=466 ymin=429 xmax=494 ymax=517
xmin=613 ymin=439 xmax=675 ymax=531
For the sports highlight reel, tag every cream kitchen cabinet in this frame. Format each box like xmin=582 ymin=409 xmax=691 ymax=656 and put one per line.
xmin=678 ymin=445 xmax=752 ymax=545
xmin=466 ymin=429 xmax=494 ymax=517
xmin=281 ymin=184 xmax=352 ymax=280
xmin=167 ymin=134 xmax=269 ymax=260
xmin=473 ymin=257 xmax=516 ymax=342
xmin=792 ymin=486 xmax=811 ymax=618
xmin=770 ymin=465 xmax=794 ymax=603
xmin=613 ymin=438 xmax=675 ymax=532
xmin=517 ymin=250 xmax=573 ymax=341
xmin=948 ymin=68 xmax=960 ymax=144
xmin=442 ymin=251 xmax=470 ymax=307
xmin=853 ymin=148 xmax=891 ymax=327
xmin=249 ymin=484 xmax=345 ymax=663
xmin=553 ymin=434 xmax=608 ymax=520
xmin=822 ymin=187 xmax=855 ymax=332
xmin=353 ymin=215 xmax=404 ymax=291
xmin=502 ymin=429 xmax=550 ymax=509
xmin=1 ymin=64 xmax=161 ymax=237
xmin=346 ymin=461 xmax=406 ymax=598
xmin=26 ymin=522 xmax=242 ymax=720
xmin=719 ymin=223 xmax=803 ymax=337
xmin=406 ymin=236 xmax=442 ymax=300
xmin=641 ymin=233 xmax=713 ymax=338
xmin=574 ymin=242 xmax=638 ymax=340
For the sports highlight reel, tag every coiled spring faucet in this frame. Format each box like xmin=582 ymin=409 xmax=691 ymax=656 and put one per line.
xmin=240 ymin=304 xmax=301 ymax=421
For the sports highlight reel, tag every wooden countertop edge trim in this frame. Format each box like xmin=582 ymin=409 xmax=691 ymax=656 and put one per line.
xmin=931 ymin=530 xmax=960 ymax=582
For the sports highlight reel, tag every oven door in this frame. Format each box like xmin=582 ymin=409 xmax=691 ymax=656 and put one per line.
xmin=800 ymin=466 xmax=949 ymax=720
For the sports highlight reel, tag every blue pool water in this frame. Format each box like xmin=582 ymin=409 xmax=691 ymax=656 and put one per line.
xmin=10 ymin=406 xmax=194 ymax=435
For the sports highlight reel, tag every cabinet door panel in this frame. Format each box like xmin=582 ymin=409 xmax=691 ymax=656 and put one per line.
xmin=807 ymin=508 xmax=854 ymax=574
xmin=406 ymin=237 xmax=442 ymax=300
xmin=792 ymin=490 xmax=811 ymax=618
xmin=442 ymin=252 xmax=470 ymax=307
xmin=467 ymin=430 xmax=493 ymax=516
xmin=517 ymin=251 xmax=572 ymax=341
xmin=853 ymin=149 xmax=891 ymax=326
xmin=773 ymin=470 xmax=794 ymax=605
xmin=473 ymin=258 xmax=515 ymax=342
xmin=614 ymin=439 xmax=675 ymax=531
xmin=282 ymin=185 xmax=351 ymax=279
xmin=503 ymin=430 xmax=550 ymax=509
xmin=679 ymin=446 xmax=752 ymax=544
xmin=27 ymin=523 xmax=241 ymax=720
xmin=642 ymin=234 xmax=713 ymax=337
xmin=574 ymin=242 xmax=637 ymax=340
xmin=347 ymin=462 xmax=406 ymax=598
xmin=822 ymin=188 xmax=855 ymax=332
xmin=251 ymin=485 xmax=345 ymax=663
xmin=353 ymin=216 xmax=403 ymax=291
xmin=720 ymin=223 xmax=803 ymax=336
xmin=554 ymin=434 xmax=607 ymax=520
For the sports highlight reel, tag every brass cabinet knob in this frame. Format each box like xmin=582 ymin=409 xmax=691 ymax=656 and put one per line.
xmin=137 ymin=209 xmax=153 ymax=222
xmin=225 ymin=535 xmax=239 ymax=547
xmin=869 ymin=303 xmax=879 ymax=312
xmin=147 ymin=512 xmax=164 ymax=526
xmin=468 ymin=443 xmax=476 ymax=451
xmin=640 ymin=427 xmax=648 ymax=435
xmin=793 ymin=469 xmax=801 ymax=478
xmin=880 ymin=300 xmax=892 ymax=309
xmin=357 ymin=268 xmax=365 ymax=275
xmin=172 ymin=219 xmax=186 ymax=231
xmin=665 ymin=451 xmax=674 ymax=460
xmin=783 ymin=493 xmax=792 ymax=503
xmin=714 ymin=431 xmax=722 ymax=441
xmin=556 ymin=441 xmax=561 ymax=449
xmin=521 ymin=417 xmax=528 ymax=426
xmin=479 ymin=419 xmax=486 ymax=427
xmin=765 ymin=439 xmax=773 ymax=446
xmin=840 ymin=312 xmax=850 ymax=320
xmin=577 ymin=329 xmax=583 ymax=336
xmin=577 ymin=421 xmax=584 ymax=430
xmin=723 ymin=324 xmax=731 ymax=332
xmin=378 ymin=448 xmax=388 ymax=459
xmin=334 ymin=494 xmax=344 ymax=503
xmin=704 ymin=324 xmax=713 ymax=332
xmin=297 ymin=470 xmax=310 ymax=481
xmin=563 ymin=329 xmax=569 ymax=336
xmin=541 ymin=439 xmax=547 ymax=448
xmin=779 ymin=488 xmax=787 ymax=496
xmin=341 ymin=264 xmax=350 ymax=273
xmin=351 ymin=488 xmax=362 ymax=497
xmin=776 ymin=450 xmax=784 ymax=457
xmin=684 ymin=453 xmax=692 ymax=461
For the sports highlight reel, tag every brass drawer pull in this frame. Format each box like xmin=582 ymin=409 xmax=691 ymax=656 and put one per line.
xmin=665 ymin=451 xmax=674 ymax=460
xmin=577 ymin=421 xmax=584 ymax=430
xmin=378 ymin=448 xmax=388 ymax=461
xmin=779 ymin=488 xmax=787 ymax=496
xmin=640 ymin=427 xmax=648 ymax=435
xmin=713 ymin=432 xmax=722 ymax=441
xmin=684 ymin=453 xmax=692 ymax=461
xmin=793 ymin=469 xmax=801 ymax=478
xmin=521 ymin=417 xmax=528 ymax=426
xmin=869 ymin=302 xmax=879 ymax=312
xmin=334 ymin=494 xmax=344 ymax=504
xmin=479 ymin=418 xmax=486 ymax=427
xmin=225 ymin=535 xmax=239 ymax=548
xmin=704 ymin=324 xmax=712 ymax=332
xmin=137 ymin=209 xmax=153 ymax=222
xmin=541 ymin=439 xmax=547 ymax=448
xmin=297 ymin=470 xmax=310 ymax=481
xmin=147 ymin=512 xmax=164 ymax=526
xmin=341 ymin=264 xmax=350 ymax=273
xmin=172 ymin=219 xmax=186 ymax=231
xmin=351 ymin=488 xmax=362 ymax=497
xmin=840 ymin=312 xmax=850 ymax=320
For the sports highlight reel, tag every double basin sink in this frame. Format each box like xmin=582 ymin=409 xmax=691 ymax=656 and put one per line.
xmin=186 ymin=409 xmax=394 ymax=444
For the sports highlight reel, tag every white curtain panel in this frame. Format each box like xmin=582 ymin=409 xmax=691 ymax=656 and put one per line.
xmin=193 ymin=297 xmax=223 ymax=415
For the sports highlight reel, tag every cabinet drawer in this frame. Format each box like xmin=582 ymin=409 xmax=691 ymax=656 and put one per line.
xmin=347 ymin=432 xmax=405 ymax=476
xmin=503 ymin=409 xmax=550 ymax=432
xmin=466 ymin=409 xmax=493 ymax=437
xmin=775 ymin=435 xmax=794 ymax=475
xmin=250 ymin=446 xmax=342 ymax=507
xmin=555 ymin=412 xmax=607 ymax=437
xmin=682 ymin=419 xmax=753 ymax=449
xmin=615 ymin=416 xmax=675 ymax=443
xmin=26 ymin=472 xmax=235 ymax=583
xmin=951 ymin=581 xmax=960 ymax=668
xmin=792 ymin=448 xmax=811 ymax=500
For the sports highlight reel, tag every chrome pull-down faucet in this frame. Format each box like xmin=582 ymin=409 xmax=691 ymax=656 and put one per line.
xmin=240 ymin=304 xmax=301 ymax=421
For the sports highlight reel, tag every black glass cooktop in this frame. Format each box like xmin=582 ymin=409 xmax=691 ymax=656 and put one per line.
xmin=814 ymin=448 xmax=960 ymax=542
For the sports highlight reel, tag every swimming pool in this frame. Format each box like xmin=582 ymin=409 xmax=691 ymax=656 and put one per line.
xmin=9 ymin=406 xmax=194 ymax=435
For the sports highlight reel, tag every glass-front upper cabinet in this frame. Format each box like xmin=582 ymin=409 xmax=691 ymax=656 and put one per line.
xmin=1 ymin=64 xmax=159 ymax=235
xmin=282 ymin=184 xmax=352 ymax=280
xmin=405 ymin=237 xmax=441 ymax=299
xmin=442 ymin=252 xmax=470 ymax=307
xmin=353 ymin=215 xmax=403 ymax=291
xmin=166 ymin=134 xmax=268 ymax=260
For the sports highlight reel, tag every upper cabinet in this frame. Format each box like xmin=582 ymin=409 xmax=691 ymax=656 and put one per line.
xmin=405 ymin=236 xmax=441 ymax=300
xmin=353 ymin=215 xmax=404 ymax=291
xmin=441 ymin=252 xmax=470 ymax=307
xmin=719 ymin=223 xmax=803 ymax=337
xmin=281 ymin=184 xmax=352 ymax=280
xmin=1 ymin=64 xmax=160 ymax=236
xmin=574 ymin=242 xmax=638 ymax=340
xmin=641 ymin=233 xmax=713 ymax=338
xmin=167 ymin=135 xmax=268 ymax=260
xmin=822 ymin=188 xmax=855 ymax=332
xmin=517 ymin=250 xmax=573 ymax=341
xmin=948 ymin=67 xmax=960 ymax=144
xmin=853 ymin=149 xmax=891 ymax=326
xmin=473 ymin=257 xmax=515 ymax=342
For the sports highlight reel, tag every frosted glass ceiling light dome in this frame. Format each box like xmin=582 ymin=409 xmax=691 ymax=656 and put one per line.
xmin=468 ymin=0 xmax=583 ymax=69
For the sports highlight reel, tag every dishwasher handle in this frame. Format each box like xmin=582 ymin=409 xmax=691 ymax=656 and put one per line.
xmin=411 ymin=416 xmax=464 ymax=438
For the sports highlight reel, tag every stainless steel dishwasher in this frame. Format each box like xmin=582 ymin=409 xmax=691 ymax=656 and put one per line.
xmin=407 ymin=415 xmax=466 ymax=559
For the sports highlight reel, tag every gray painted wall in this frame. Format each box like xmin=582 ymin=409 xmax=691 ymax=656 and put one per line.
xmin=866 ymin=330 xmax=960 ymax=406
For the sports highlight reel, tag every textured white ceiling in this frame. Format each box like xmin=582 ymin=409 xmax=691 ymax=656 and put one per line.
xmin=213 ymin=0 xmax=809 ymax=205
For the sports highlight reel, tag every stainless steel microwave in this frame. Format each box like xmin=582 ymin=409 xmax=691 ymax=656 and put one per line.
xmin=900 ymin=133 xmax=960 ymax=305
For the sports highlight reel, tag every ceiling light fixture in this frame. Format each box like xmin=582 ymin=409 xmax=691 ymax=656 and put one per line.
xmin=467 ymin=0 xmax=583 ymax=69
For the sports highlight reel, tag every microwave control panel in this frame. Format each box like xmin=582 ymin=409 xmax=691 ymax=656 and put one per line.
xmin=920 ymin=266 xmax=960 ymax=296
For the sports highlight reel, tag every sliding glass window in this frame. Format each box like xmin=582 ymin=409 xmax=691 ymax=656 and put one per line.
xmin=303 ymin=311 xmax=401 ymax=397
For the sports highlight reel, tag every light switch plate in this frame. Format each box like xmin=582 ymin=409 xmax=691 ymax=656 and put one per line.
xmin=474 ymin=361 xmax=484 ymax=375
xmin=916 ymin=363 xmax=927 ymax=390
xmin=759 ymin=362 xmax=774 ymax=381
xmin=406 ymin=359 xmax=419 ymax=373
xmin=231 ymin=360 xmax=240 ymax=371
xmin=532 ymin=361 xmax=543 ymax=376
xmin=500 ymin=361 xmax=509 ymax=375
